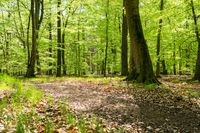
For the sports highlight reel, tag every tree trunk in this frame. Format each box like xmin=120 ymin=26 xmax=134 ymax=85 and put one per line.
xmin=104 ymin=0 xmax=109 ymax=77
xmin=26 ymin=0 xmax=37 ymax=77
xmin=162 ymin=59 xmax=167 ymax=74
xmin=56 ymin=0 xmax=62 ymax=77
xmin=179 ymin=44 xmax=182 ymax=75
xmin=191 ymin=0 xmax=200 ymax=80
xmin=48 ymin=21 xmax=53 ymax=75
xmin=36 ymin=49 xmax=41 ymax=74
xmin=26 ymin=0 xmax=43 ymax=77
xmin=48 ymin=0 xmax=53 ymax=75
xmin=26 ymin=13 xmax=31 ymax=66
xmin=121 ymin=0 xmax=128 ymax=76
xmin=125 ymin=0 xmax=158 ymax=83
xmin=173 ymin=41 xmax=176 ymax=75
xmin=156 ymin=0 xmax=164 ymax=77
xmin=77 ymin=20 xmax=81 ymax=76
xmin=62 ymin=33 xmax=67 ymax=75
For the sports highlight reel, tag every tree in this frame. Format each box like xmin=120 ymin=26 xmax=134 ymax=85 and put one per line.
xmin=125 ymin=0 xmax=158 ymax=83
xmin=156 ymin=0 xmax=164 ymax=77
xmin=104 ymin=0 xmax=109 ymax=77
xmin=48 ymin=0 xmax=53 ymax=75
xmin=191 ymin=0 xmax=200 ymax=80
xmin=56 ymin=0 xmax=62 ymax=77
xmin=121 ymin=0 xmax=128 ymax=76
xmin=26 ymin=0 xmax=43 ymax=77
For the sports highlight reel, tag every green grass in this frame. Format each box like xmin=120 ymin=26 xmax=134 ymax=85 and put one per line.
xmin=0 ymin=74 xmax=44 ymax=132
xmin=185 ymin=89 xmax=200 ymax=98
xmin=0 ymin=75 xmax=127 ymax=132
xmin=171 ymin=79 xmax=183 ymax=83
xmin=23 ymin=76 xmax=123 ymax=84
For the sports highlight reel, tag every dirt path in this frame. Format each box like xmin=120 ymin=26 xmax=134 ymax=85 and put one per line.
xmin=33 ymin=79 xmax=200 ymax=133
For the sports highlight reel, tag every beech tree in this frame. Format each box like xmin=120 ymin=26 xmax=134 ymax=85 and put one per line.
xmin=125 ymin=0 xmax=158 ymax=83
xmin=56 ymin=0 xmax=62 ymax=77
xmin=26 ymin=0 xmax=44 ymax=77
xmin=121 ymin=0 xmax=128 ymax=76
xmin=0 ymin=0 xmax=199 ymax=78
xmin=191 ymin=0 xmax=200 ymax=81
xmin=156 ymin=0 xmax=164 ymax=77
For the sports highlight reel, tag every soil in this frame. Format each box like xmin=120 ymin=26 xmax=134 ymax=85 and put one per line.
xmin=33 ymin=76 xmax=200 ymax=133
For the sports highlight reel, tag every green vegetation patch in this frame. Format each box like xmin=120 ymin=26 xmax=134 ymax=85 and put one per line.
xmin=0 ymin=75 xmax=126 ymax=132
xmin=185 ymin=89 xmax=200 ymax=98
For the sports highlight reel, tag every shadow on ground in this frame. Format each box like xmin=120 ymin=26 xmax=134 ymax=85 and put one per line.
xmin=34 ymin=79 xmax=200 ymax=132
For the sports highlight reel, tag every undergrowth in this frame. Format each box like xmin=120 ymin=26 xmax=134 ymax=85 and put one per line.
xmin=0 ymin=74 xmax=124 ymax=132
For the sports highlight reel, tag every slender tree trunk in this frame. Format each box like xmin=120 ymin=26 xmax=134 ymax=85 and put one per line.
xmin=48 ymin=0 xmax=53 ymax=75
xmin=56 ymin=0 xmax=62 ymax=77
xmin=104 ymin=0 xmax=109 ymax=77
xmin=61 ymin=4 xmax=77 ymax=76
xmin=162 ymin=59 xmax=167 ymax=74
xmin=179 ymin=44 xmax=182 ymax=75
xmin=125 ymin=0 xmax=158 ymax=83
xmin=17 ymin=0 xmax=25 ymax=47
xmin=121 ymin=0 xmax=128 ymax=76
xmin=173 ymin=41 xmax=176 ymax=75
xmin=26 ymin=0 xmax=37 ymax=77
xmin=36 ymin=0 xmax=43 ymax=75
xmin=62 ymin=33 xmax=67 ymax=75
xmin=156 ymin=0 xmax=164 ymax=77
xmin=191 ymin=0 xmax=200 ymax=80
xmin=48 ymin=21 xmax=53 ymax=75
xmin=77 ymin=23 xmax=81 ymax=76
xmin=26 ymin=13 xmax=31 ymax=65
xmin=36 ymin=50 xmax=41 ymax=74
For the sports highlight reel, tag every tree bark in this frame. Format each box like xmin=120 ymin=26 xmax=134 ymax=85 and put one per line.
xmin=125 ymin=0 xmax=158 ymax=83
xmin=156 ymin=0 xmax=164 ymax=77
xmin=162 ymin=59 xmax=167 ymax=74
xmin=191 ymin=0 xmax=200 ymax=80
xmin=62 ymin=33 xmax=67 ymax=75
xmin=26 ymin=0 xmax=43 ymax=77
xmin=48 ymin=0 xmax=53 ymax=75
xmin=26 ymin=0 xmax=37 ymax=77
xmin=179 ymin=44 xmax=182 ymax=75
xmin=121 ymin=0 xmax=128 ymax=76
xmin=104 ymin=0 xmax=109 ymax=77
xmin=56 ymin=0 xmax=62 ymax=77
xmin=48 ymin=21 xmax=53 ymax=75
xmin=173 ymin=41 xmax=176 ymax=75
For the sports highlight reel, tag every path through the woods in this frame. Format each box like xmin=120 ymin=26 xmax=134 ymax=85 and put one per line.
xmin=33 ymin=77 xmax=200 ymax=132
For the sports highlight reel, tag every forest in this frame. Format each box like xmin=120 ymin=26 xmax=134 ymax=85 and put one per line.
xmin=0 ymin=0 xmax=200 ymax=132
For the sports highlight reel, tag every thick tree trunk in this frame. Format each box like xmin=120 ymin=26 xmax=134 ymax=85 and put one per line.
xmin=26 ymin=0 xmax=43 ymax=77
xmin=191 ymin=0 xmax=200 ymax=80
xmin=125 ymin=0 xmax=158 ymax=83
xmin=121 ymin=0 xmax=128 ymax=76
xmin=156 ymin=0 xmax=164 ymax=77
xmin=56 ymin=0 xmax=62 ymax=77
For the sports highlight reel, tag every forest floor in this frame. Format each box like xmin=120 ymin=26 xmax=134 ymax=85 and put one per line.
xmin=31 ymin=75 xmax=200 ymax=133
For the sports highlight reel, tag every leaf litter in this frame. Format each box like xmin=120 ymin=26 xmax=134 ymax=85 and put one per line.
xmin=32 ymin=76 xmax=200 ymax=133
xmin=1 ymin=75 xmax=200 ymax=132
